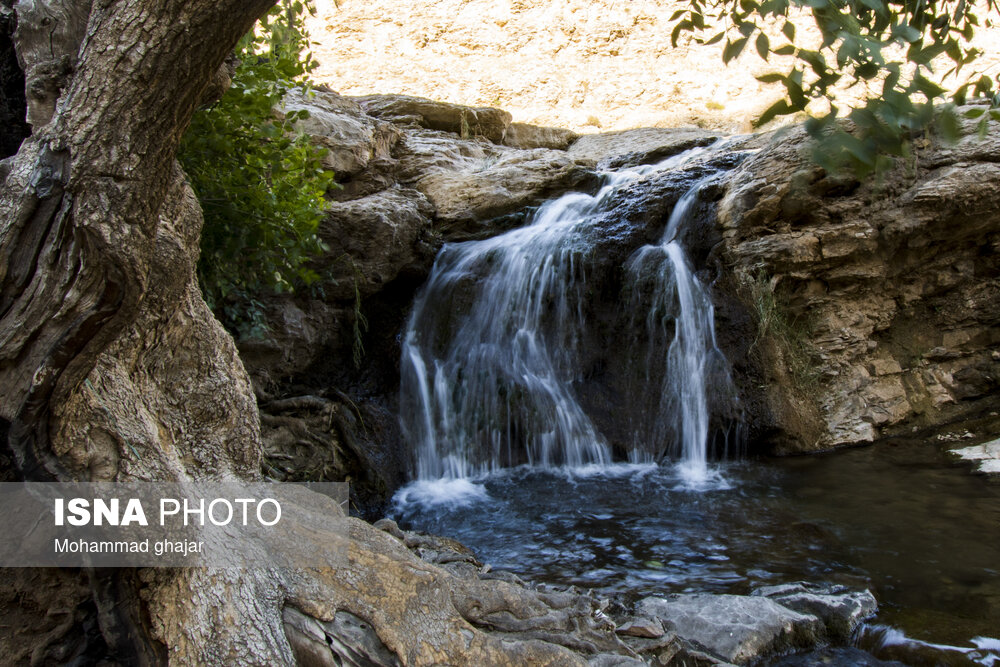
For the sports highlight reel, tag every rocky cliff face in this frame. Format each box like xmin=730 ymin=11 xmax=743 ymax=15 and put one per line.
xmin=242 ymin=89 xmax=615 ymax=514
xmin=251 ymin=91 xmax=1000 ymax=496
xmin=717 ymin=119 xmax=1000 ymax=452
xmin=304 ymin=0 xmax=1000 ymax=135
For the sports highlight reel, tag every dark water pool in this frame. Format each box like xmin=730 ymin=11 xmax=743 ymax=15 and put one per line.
xmin=391 ymin=438 xmax=1000 ymax=656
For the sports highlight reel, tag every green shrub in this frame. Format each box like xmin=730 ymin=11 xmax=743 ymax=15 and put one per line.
xmin=180 ymin=1 xmax=334 ymax=337
xmin=670 ymin=0 xmax=1000 ymax=178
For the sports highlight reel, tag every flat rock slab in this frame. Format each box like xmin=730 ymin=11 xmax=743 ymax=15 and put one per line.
xmin=354 ymin=94 xmax=511 ymax=144
xmin=638 ymin=594 xmax=823 ymax=664
xmin=568 ymin=127 xmax=721 ymax=169
xmin=615 ymin=616 xmax=665 ymax=638
xmin=397 ymin=129 xmax=596 ymax=234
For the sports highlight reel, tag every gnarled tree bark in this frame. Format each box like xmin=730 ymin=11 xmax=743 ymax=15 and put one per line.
xmin=0 ymin=2 xmax=632 ymax=664
xmin=0 ymin=0 xmax=272 ymax=480
xmin=0 ymin=0 xmax=274 ymax=662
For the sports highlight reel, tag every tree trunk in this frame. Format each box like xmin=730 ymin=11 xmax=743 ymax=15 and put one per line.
xmin=0 ymin=0 xmax=276 ymax=662
xmin=0 ymin=0 xmax=272 ymax=479
xmin=0 ymin=3 xmax=629 ymax=664
xmin=0 ymin=0 xmax=29 ymax=160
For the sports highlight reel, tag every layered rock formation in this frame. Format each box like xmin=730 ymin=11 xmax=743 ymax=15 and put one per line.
xmin=717 ymin=118 xmax=1000 ymax=452
xmin=250 ymin=90 xmax=1000 ymax=514
xmin=245 ymin=90 xmax=604 ymax=513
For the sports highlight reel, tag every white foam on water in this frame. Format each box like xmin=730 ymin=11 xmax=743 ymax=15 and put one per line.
xmin=862 ymin=624 xmax=1000 ymax=665
xmin=392 ymin=477 xmax=490 ymax=509
xmin=974 ymin=637 xmax=1000 ymax=651
xmin=674 ymin=460 xmax=732 ymax=491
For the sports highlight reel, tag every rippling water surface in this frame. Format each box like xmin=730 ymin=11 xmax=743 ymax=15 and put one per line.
xmin=392 ymin=438 xmax=1000 ymax=652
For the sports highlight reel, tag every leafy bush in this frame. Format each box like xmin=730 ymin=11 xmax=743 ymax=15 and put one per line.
xmin=671 ymin=0 xmax=1000 ymax=176
xmin=180 ymin=1 xmax=333 ymax=337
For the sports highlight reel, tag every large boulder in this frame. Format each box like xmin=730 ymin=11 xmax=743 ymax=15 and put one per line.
xmin=504 ymin=121 xmax=579 ymax=150
xmin=751 ymin=582 xmax=877 ymax=641
xmin=637 ymin=594 xmax=824 ymax=664
xmin=397 ymin=129 xmax=597 ymax=237
xmin=283 ymin=88 xmax=401 ymax=178
xmin=318 ymin=186 xmax=437 ymax=300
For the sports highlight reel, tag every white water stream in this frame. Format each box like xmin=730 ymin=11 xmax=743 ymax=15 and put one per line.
xmin=400 ymin=148 xmax=731 ymax=488
xmin=624 ymin=181 xmax=730 ymax=485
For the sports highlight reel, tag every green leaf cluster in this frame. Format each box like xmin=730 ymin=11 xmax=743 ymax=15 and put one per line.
xmin=671 ymin=0 xmax=1000 ymax=177
xmin=180 ymin=1 xmax=334 ymax=337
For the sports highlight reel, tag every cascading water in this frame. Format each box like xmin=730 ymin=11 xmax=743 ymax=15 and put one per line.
xmin=624 ymin=181 xmax=736 ymax=485
xmin=400 ymin=145 xmax=737 ymax=486
xmin=391 ymin=144 xmax=1000 ymax=663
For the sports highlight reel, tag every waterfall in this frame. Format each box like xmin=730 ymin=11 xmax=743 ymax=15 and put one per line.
xmin=400 ymin=147 xmax=736 ymax=483
xmin=625 ymin=182 xmax=732 ymax=484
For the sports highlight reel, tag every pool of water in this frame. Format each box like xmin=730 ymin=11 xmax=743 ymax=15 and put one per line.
xmin=391 ymin=438 xmax=1000 ymax=655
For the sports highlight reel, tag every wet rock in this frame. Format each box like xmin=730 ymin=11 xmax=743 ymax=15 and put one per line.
xmin=561 ymin=152 xmax=748 ymax=450
xmin=354 ymin=93 xmax=512 ymax=144
xmin=625 ymin=632 xmax=741 ymax=666
xmin=770 ymin=646 xmax=908 ymax=666
xmin=855 ymin=624 xmax=992 ymax=666
xmin=637 ymin=593 xmax=824 ymax=664
xmin=569 ymin=127 xmax=721 ymax=170
xmin=670 ymin=640 xmax=741 ymax=667
xmin=751 ymin=582 xmax=878 ymax=640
